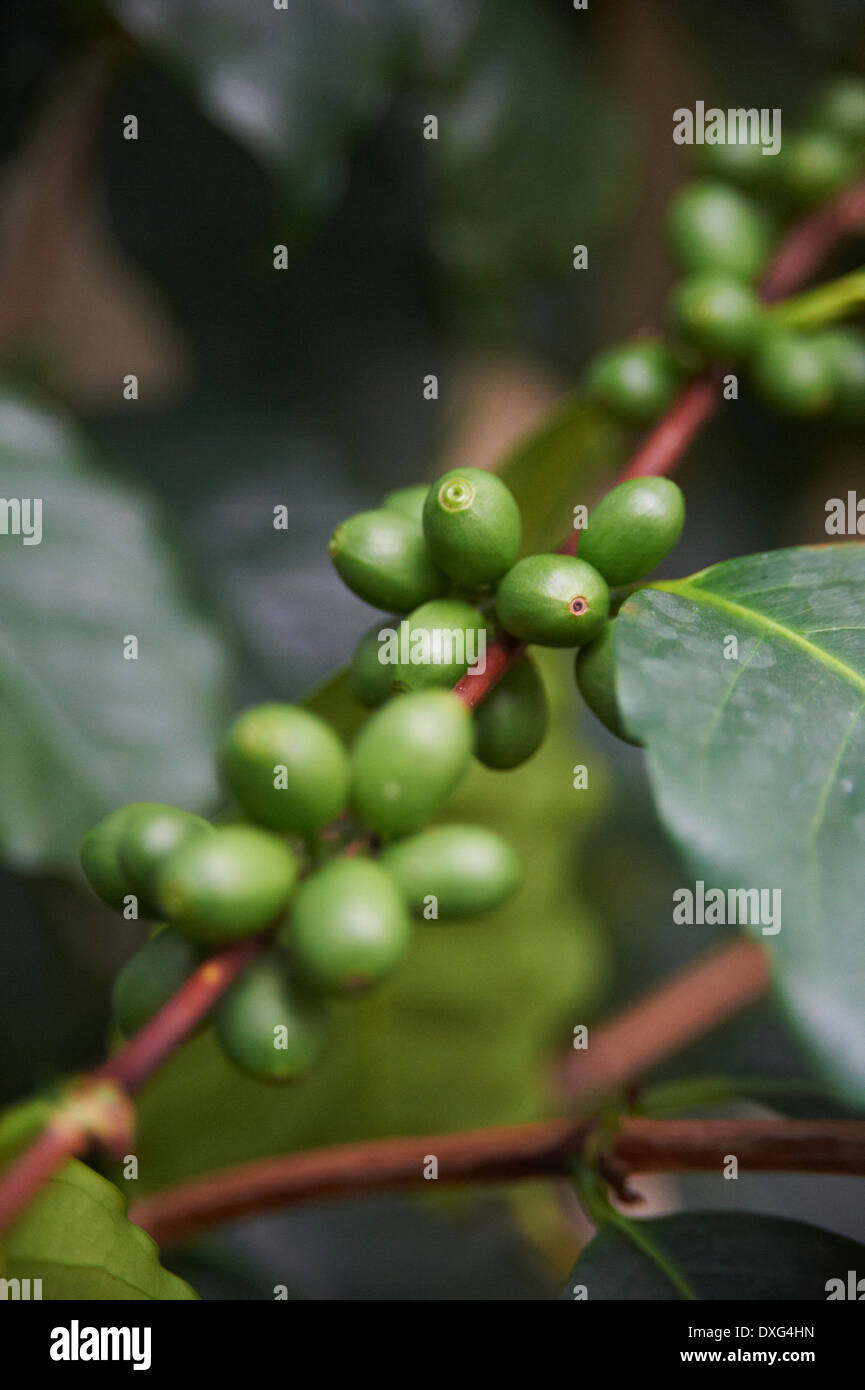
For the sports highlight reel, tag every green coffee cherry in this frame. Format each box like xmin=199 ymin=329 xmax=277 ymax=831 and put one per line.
xmin=811 ymin=76 xmax=865 ymax=147
xmin=696 ymin=134 xmax=775 ymax=190
xmin=380 ymin=824 xmax=521 ymax=918
xmin=157 ymin=825 xmax=298 ymax=945
xmin=666 ymin=180 xmax=771 ymax=281
xmin=282 ymin=858 xmax=411 ymax=993
xmin=117 ymin=805 xmax=213 ymax=918
xmin=819 ymin=328 xmax=865 ymax=423
xmin=472 ymin=656 xmax=547 ymax=769
xmin=383 ymin=484 xmax=429 ymax=523
xmin=781 ymin=130 xmax=857 ymax=206
xmin=349 ymin=620 xmax=397 ymax=707
xmin=80 ymin=805 xmax=142 ymax=912
xmin=221 ymin=703 xmax=348 ymax=835
xmin=575 ymin=620 xmax=639 ymax=745
xmin=667 ymin=272 xmax=762 ymax=361
xmin=578 ymin=477 xmax=685 ymax=586
xmin=495 ymin=554 xmax=609 ymax=648
xmin=422 ymin=467 xmax=521 ymax=587
xmin=111 ymin=927 xmax=203 ymax=1037
xmin=392 ymin=598 xmax=491 ymax=692
xmin=350 ymin=690 xmax=473 ymax=835
xmin=586 ymin=339 xmax=681 ymax=425
xmin=752 ymin=331 xmax=835 ymax=416
xmin=329 ymin=509 xmax=446 ymax=612
xmin=215 ymin=951 xmax=326 ymax=1082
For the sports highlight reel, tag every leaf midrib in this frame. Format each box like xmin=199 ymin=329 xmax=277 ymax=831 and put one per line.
xmin=655 ymin=581 xmax=865 ymax=698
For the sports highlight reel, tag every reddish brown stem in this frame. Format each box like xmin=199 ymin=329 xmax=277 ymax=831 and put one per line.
xmin=452 ymin=631 xmax=524 ymax=709
xmin=129 ymin=1115 xmax=865 ymax=1247
xmin=556 ymin=938 xmax=769 ymax=1101
xmin=97 ymin=938 xmax=264 ymax=1094
xmin=0 ymin=938 xmax=262 ymax=1236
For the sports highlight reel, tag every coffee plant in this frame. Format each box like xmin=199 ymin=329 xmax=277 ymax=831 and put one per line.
xmin=1 ymin=1 xmax=865 ymax=1319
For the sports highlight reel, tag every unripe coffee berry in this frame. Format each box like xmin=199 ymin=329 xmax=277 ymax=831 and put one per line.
xmin=80 ymin=805 xmax=145 ymax=912
xmin=587 ymin=339 xmax=681 ymax=425
xmin=781 ymin=130 xmax=857 ymax=207
xmin=383 ymin=484 xmax=429 ymax=523
xmin=578 ymin=477 xmax=685 ymax=586
xmin=472 ymin=655 xmax=547 ymax=769
xmin=380 ymin=824 xmax=521 ymax=917
xmin=697 ymin=134 xmax=773 ymax=190
xmin=215 ymin=951 xmax=326 ymax=1082
xmin=667 ymin=273 xmax=762 ymax=361
xmin=157 ymin=825 xmax=298 ymax=944
xmin=495 ymin=555 xmax=609 ymax=648
xmin=752 ymin=331 xmax=835 ymax=416
xmin=282 ymin=858 xmax=411 ymax=993
xmin=350 ymin=690 xmax=473 ymax=835
xmin=349 ymin=621 xmax=397 ymax=707
xmin=329 ymin=509 xmax=446 ymax=612
xmin=666 ymin=180 xmax=771 ymax=281
xmin=392 ymin=598 xmax=491 ymax=692
xmin=221 ymin=703 xmax=348 ymax=835
xmin=575 ymin=620 xmax=639 ymax=745
xmin=112 ymin=927 xmax=203 ymax=1037
xmin=422 ymin=467 xmax=521 ymax=587
xmin=811 ymin=76 xmax=865 ymax=146
xmin=118 ymin=805 xmax=213 ymax=919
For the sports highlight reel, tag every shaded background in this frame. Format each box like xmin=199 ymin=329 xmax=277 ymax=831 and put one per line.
xmin=1 ymin=0 xmax=864 ymax=1297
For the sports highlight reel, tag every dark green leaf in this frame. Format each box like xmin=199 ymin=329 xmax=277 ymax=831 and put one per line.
xmin=615 ymin=544 xmax=865 ymax=1105
xmin=109 ymin=0 xmax=428 ymax=211
xmin=564 ymin=1210 xmax=865 ymax=1300
xmin=0 ymin=388 xmax=232 ymax=872
xmin=428 ymin=5 xmax=629 ymax=291
xmin=2 ymin=1159 xmax=197 ymax=1299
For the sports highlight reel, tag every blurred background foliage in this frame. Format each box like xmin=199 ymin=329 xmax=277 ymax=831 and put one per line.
xmin=1 ymin=0 xmax=865 ymax=1297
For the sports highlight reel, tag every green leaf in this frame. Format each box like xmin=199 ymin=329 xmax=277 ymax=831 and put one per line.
xmin=427 ymin=4 xmax=629 ymax=293
xmin=498 ymin=394 xmax=628 ymax=556
xmin=0 ymin=1096 xmax=56 ymax=1170
xmin=2 ymin=1160 xmax=197 ymax=1299
xmin=615 ymin=543 xmax=865 ymax=1105
xmin=129 ymin=652 xmax=610 ymax=1191
xmin=111 ymin=0 xmax=406 ymax=214
xmin=0 ymin=388 xmax=232 ymax=872
xmin=564 ymin=1211 xmax=865 ymax=1300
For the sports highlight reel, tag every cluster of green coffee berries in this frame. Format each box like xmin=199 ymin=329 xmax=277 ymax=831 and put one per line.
xmin=80 ymin=697 xmax=522 ymax=1082
xmin=334 ymin=465 xmax=685 ymax=746
xmin=587 ymin=76 xmax=865 ymax=424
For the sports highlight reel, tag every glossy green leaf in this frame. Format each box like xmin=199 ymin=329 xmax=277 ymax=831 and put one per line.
xmin=2 ymin=1160 xmax=197 ymax=1299
xmin=498 ymin=394 xmax=628 ymax=556
xmin=0 ymin=389 xmax=232 ymax=872
xmin=564 ymin=1211 xmax=865 ymax=1300
xmin=130 ymin=652 xmax=610 ymax=1191
xmin=615 ymin=543 xmax=865 ymax=1104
